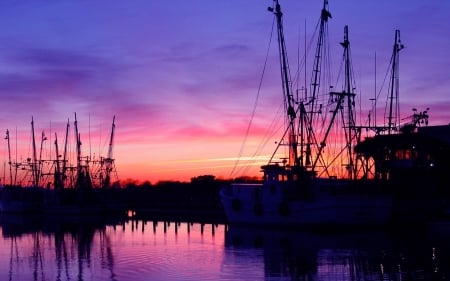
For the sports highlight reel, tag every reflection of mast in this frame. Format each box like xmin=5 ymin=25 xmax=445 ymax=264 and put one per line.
xmin=76 ymin=225 xmax=95 ymax=280
xmin=100 ymin=230 xmax=117 ymax=280
xmin=54 ymin=229 xmax=70 ymax=281
xmin=32 ymin=232 xmax=45 ymax=281
xmin=9 ymin=237 xmax=18 ymax=281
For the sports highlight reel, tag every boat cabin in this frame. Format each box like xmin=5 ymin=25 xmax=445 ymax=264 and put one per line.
xmin=355 ymin=125 xmax=450 ymax=186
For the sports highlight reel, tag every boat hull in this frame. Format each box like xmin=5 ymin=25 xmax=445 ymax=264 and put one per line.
xmin=220 ymin=183 xmax=393 ymax=227
xmin=0 ymin=186 xmax=128 ymax=215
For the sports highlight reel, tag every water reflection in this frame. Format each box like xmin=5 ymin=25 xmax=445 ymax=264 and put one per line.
xmin=0 ymin=215 xmax=226 ymax=281
xmin=1 ymin=214 xmax=450 ymax=281
xmin=1 ymin=214 xmax=126 ymax=281
xmin=224 ymin=225 xmax=450 ymax=280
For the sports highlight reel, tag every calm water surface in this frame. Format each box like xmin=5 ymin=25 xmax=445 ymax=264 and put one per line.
xmin=0 ymin=214 xmax=449 ymax=281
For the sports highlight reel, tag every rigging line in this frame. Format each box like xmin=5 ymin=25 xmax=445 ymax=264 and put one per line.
xmin=268 ymin=110 xmax=293 ymax=164
xmin=229 ymin=16 xmax=276 ymax=179
xmin=237 ymin=102 xmax=284 ymax=177
xmin=377 ymin=50 xmax=395 ymax=127
xmin=293 ymin=21 xmax=308 ymax=96
xmin=256 ymin=102 xmax=284 ymax=157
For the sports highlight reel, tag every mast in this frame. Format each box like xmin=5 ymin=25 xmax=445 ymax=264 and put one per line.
xmin=62 ymin=119 xmax=69 ymax=188
xmin=103 ymin=115 xmax=116 ymax=188
xmin=311 ymin=26 xmax=358 ymax=180
xmin=338 ymin=25 xmax=357 ymax=179
xmin=38 ymin=131 xmax=47 ymax=186
xmin=306 ymin=0 xmax=331 ymax=167
xmin=54 ymin=133 xmax=63 ymax=190
xmin=268 ymin=0 xmax=299 ymax=168
xmin=341 ymin=25 xmax=357 ymax=179
xmin=31 ymin=117 xmax=39 ymax=187
xmin=5 ymin=130 xmax=12 ymax=185
xmin=74 ymin=112 xmax=92 ymax=190
xmin=387 ymin=30 xmax=403 ymax=135
xmin=74 ymin=113 xmax=81 ymax=174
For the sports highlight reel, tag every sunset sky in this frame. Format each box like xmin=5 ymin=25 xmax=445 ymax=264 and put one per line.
xmin=0 ymin=0 xmax=448 ymax=184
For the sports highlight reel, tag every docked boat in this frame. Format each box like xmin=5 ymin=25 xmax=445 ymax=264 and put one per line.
xmin=0 ymin=114 xmax=127 ymax=215
xmin=219 ymin=0 xmax=450 ymax=227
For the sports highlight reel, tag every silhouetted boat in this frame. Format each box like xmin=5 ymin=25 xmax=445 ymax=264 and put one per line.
xmin=220 ymin=0 xmax=450 ymax=227
xmin=0 ymin=114 xmax=127 ymax=215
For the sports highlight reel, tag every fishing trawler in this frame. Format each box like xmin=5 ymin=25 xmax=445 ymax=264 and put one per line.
xmin=0 ymin=114 xmax=126 ymax=215
xmin=219 ymin=0 xmax=450 ymax=227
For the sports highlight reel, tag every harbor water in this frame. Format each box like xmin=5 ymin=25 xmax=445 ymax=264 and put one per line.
xmin=0 ymin=214 xmax=449 ymax=281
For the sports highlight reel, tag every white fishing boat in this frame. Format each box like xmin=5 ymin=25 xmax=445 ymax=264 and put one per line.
xmin=220 ymin=0 xmax=450 ymax=227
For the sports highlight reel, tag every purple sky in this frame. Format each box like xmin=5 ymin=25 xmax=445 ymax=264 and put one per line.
xmin=0 ymin=0 xmax=449 ymax=183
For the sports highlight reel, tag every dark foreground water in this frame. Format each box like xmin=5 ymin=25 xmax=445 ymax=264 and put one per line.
xmin=1 ymin=214 xmax=449 ymax=281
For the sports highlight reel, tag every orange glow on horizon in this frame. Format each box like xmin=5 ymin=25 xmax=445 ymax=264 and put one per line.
xmin=115 ymin=153 xmax=270 ymax=183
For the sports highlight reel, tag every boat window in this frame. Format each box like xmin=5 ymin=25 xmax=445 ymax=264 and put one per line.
xmin=395 ymin=149 xmax=414 ymax=160
xmin=405 ymin=150 xmax=411 ymax=159
xmin=265 ymin=173 xmax=276 ymax=182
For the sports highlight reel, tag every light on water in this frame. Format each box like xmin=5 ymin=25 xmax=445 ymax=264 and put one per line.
xmin=0 ymin=215 xmax=449 ymax=281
